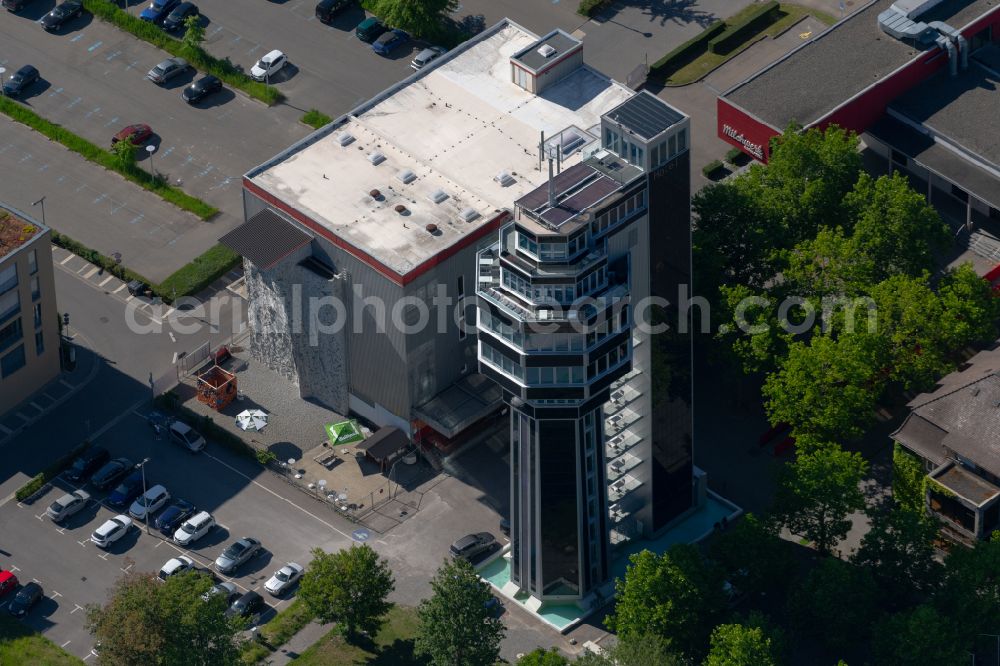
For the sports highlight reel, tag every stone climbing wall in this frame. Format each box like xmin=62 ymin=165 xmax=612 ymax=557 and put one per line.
xmin=245 ymin=250 xmax=349 ymax=414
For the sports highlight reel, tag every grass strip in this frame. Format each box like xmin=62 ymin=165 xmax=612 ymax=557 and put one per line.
xmin=0 ymin=614 xmax=84 ymax=665
xmin=301 ymin=109 xmax=333 ymax=130
xmin=81 ymin=0 xmax=282 ymax=105
xmin=0 ymin=96 xmax=217 ymax=220
xmin=290 ymin=606 xmax=423 ymax=666
xmin=15 ymin=441 xmax=91 ymax=501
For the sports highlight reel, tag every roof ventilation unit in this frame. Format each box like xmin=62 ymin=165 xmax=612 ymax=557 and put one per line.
xmin=425 ymin=224 xmax=438 ymax=234
xmin=337 ymin=131 xmax=355 ymax=146
xmin=367 ymin=151 xmax=386 ymax=165
xmin=494 ymin=170 xmax=516 ymax=187
xmin=537 ymin=44 xmax=557 ymax=58
xmin=459 ymin=207 xmax=480 ymax=223
xmin=396 ymin=168 xmax=416 ymax=184
xmin=428 ymin=189 xmax=449 ymax=204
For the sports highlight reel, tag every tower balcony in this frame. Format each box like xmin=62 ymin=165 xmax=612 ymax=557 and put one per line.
xmin=604 ymin=406 xmax=640 ymax=438
xmin=607 ymin=452 xmax=642 ymax=481
xmin=605 ymin=431 xmax=641 ymax=458
xmin=608 ymin=473 xmax=642 ymax=503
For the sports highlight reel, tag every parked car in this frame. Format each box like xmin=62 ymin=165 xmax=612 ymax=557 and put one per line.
xmin=169 ymin=421 xmax=206 ymax=452
xmin=181 ymin=75 xmax=222 ymax=104
xmin=354 ymin=16 xmax=385 ymax=43
xmin=314 ymin=0 xmax=350 ymax=23
xmin=158 ymin=556 xmax=195 ymax=581
xmin=64 ymin=446 xmax=110 ymax=483
xmin=90 ymin=457 xmax=134 ymax=490
xmin=2 ymin=0 xmax=33 ymax=12
xmin=162 ymin=1 xmax=197 ymax=31
xmin=155 ymin=499 xmax=196 ymax=536
xmin=126 ymin=279 xmax=149 ymax=297
xmin=111 ymin=124 xmax=153 ymax=147
xmin=450 ymin=532 xmax=495 ymax=561
xmin=0 ymin=571 xmax=19 ymax=598
xmin=372 ymin=29 xmax=408 ymax=56
xmin=2 ymin=65 xmax=39 ymax=98
xmin=410 ymin=46 xmax=446 ymax=71
xmin=264 ymin=563 xmax=303 ymax=596
xmin=147 ymin=57 xmax=189 ymax=84
xmin=173 ymin=510 xmax=215 ymax=545
xmin=46 ymin=489 xmax=90 ymax=523
xmin=139 ymin=0 xmax=179 ymax=23
xmin=8 ymin=582 xmax=42 ymax=618
xmin=201 ymin=581 xmax=239 ymax=605
xmin=90 ymin=515 xmax=132 ymax=548
xmin=225 ymin=590 xmax=265 ymax=622
xmin=106 ymin=471 xmax=145 ymax=508
xmin=250 ymin=50 xmax=287 ymax=82
xmin=129 ymin=484 xmax=170 ymax=521
xmin=215 ymin=537 xmax=262 ymax=574
xmin=40 ymin=0 xmax=83 ymax=31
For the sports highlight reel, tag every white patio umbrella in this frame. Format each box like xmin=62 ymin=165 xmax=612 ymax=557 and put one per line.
xmin=236 ymin=408 xmax=268 ymax=431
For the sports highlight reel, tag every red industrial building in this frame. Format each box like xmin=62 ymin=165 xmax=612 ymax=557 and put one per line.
xmin=717 ymin=0 xmax=1000 ymax=226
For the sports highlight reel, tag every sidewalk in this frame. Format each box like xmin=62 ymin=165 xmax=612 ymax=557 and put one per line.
xmin=267 ymin=620 xmax=335 ymax=665
xmin=0 ymin=331 xmax=99 ymax=447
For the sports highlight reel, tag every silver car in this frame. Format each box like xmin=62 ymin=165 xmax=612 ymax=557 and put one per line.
xmin=147 ymin=57 xmax=189 ymax=84
xmin=264 ymin=562 xmax=303 ymax=596
xmin=46 ymin=489 xmax=90 ymax=522
xmin=215 ymin=537 xmax=261 ymax=574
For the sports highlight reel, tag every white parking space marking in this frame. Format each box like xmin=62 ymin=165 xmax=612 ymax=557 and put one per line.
xmin=120 ymin=563 xmax=133 ymax=573
xmin=77 ymin=540 xmax=88 ymax=548
xmin=113 ymin=283 xmax=127 ymax=294
xmin=83 ymin=266 xmax=101 ymax=279
xmin=60 ymin=254 xmax=75 ymax=265
xmin=51 ymin=591 xmax=62 ymax=599
xmin=72 ymin=604 xmax=85 ymax=614
xmin=62 ymin=640 xmax=71 ymax=648
xmin=0 ymin=423 xmax=10 ymax=435
xmin=10 ymin=565 xmax=20 ymax=572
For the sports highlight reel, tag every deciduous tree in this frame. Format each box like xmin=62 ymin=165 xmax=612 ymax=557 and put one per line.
xmin=605 ymin=545 xmax=725 ymax=659
xmin=788 ymin=557 xmax=877 ymax=653
xmin=709 ymin=513 xmax=794 ymax=598
xmin=852 ymin=504 xmax=941 ymax=607
xmin=363 ymin=0 xmax=458 ymax=38
xmin=181 ymin=14 xmax=205 ymax=52
xmin=872 ymin=605 xmax=967 ymax=666
xmin=772 ymin=444 xmax=868 ymax=554
xmin=704 ymin=620 xmax=782 ymax=666
xmin=415 ymin=558 xmax=505 ymax=666
xmin=298 ymin=545 xmax=394 ymax=640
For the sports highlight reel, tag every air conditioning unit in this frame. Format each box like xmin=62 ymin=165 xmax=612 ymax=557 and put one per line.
xmin=396 ymin=168 xmax=416 ymax=184
xmin=459 ymin=207 xmax=480 ymax=223
xmin=367 ymin=151 xmax=386 ymax=165
xmin=337 ymin=131 xmax=355 ymax=146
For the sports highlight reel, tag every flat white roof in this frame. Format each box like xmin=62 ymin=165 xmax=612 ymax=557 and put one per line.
xmin=248 ymin=21 xmax=634 ymax=278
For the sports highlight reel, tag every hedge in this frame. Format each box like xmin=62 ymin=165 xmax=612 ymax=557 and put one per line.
xmin=649 ymin=19 xmax=725 ymax=76
xmin=0 ymin=97 xmax=217 ymax=220
xmin=80 ymin=0 xmax=282 ymax=106
xmin=157 ymin=244 xmax=240 ymax=301
xmin=707 ymin=1 xmax=780 ymax=54
xmin=51 ymin=231 xmax=158 ymax=290
xmin=301 ymin=109 xmax=333 ymax=130
xmin=15 ymin=440 xmax=92 ymax=501
xmin=702 ymin=160 xmax=725 ymax=178
xmin=726 ymin=147 xmax=745 ymax=163
xmin=578 ymin=0 xmax=611 ymax=17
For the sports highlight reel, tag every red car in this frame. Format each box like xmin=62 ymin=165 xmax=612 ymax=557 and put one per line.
xmin=111 ymin=124 xmax=153 ymax=146
xmin=0 ymin=571 xmax=18 ymax=597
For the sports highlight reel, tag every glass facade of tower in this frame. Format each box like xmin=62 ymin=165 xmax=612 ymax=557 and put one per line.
xmin=476 ymin=91 xmax=692 ymax=600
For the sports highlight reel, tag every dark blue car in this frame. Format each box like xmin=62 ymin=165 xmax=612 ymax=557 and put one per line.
xmin=106 ymin=471 xmax=145 ymax=508
xmin=372 ymin=29 xmax=409 ymax=56
xmin=155 ymin=500 xmax=196 ymax=536
xmin=139 ymin=0 xmax=180 ymax=23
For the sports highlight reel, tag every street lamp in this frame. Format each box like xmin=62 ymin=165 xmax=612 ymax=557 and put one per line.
xmin=146 ymin=145 xmax=156 ymax=179
xmin=32 ymin=196 xmax=46 ymax=226
xmin=137 ymin=457 xmax=151 ymax=534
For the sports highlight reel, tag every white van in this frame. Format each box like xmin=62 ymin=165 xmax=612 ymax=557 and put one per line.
xmin=169 ymin=421 xmax=206 ymax=453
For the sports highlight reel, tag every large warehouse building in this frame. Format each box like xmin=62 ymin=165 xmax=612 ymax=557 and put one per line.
xmin=717 ymin=0 xmax=1000 ymax=227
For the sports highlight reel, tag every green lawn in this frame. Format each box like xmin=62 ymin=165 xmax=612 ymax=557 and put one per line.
xmin=0 ymin=615 xmax=84 ymax=665
xmin=664 ymin=3 xmax=836 ymax=85
xmin=290 ymin=606 xmax=425 ymax=666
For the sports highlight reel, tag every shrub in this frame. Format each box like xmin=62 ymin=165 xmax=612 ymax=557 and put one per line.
xmin=649 ymin=20 xmax=725 ymax=76
xmin=80 ymin=0 xmax=282 ymax=105
xmin=702 ymin=160 xmax=725 ymax=178
xmin=577 ymin=0 xmax=610 ymax=17
xmin=0 ymin=96 xmax=217 ymax=220
xmin=256 ymin=449 xmax=277 ymax=466
xmin=15 ymin=474 xmax=46 ymax=502
xmin=301 ymin=109 xmax=333 ymax=130
xmin=707 ymin=1 xmax=781 ymax=55
xmin=726 ymin=147 xmax=745 ymax=163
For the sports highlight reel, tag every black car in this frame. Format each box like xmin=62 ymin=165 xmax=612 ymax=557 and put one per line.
xmin=225 ymin=591 xmax=265 ymax=622
xmin=40 ymin=0 xmax=82 ymax=31
xmin=2 ymin=0 xmax=33 ymax=12
xmin=8 ymin=582 xmax=42 ymax=618
xmin=3 ymin=65 xmax=39 ymax=98
xmin=155 ymin=499 xmax=196 ymax=536
xmin=90 ymin=457 xmax=134 ymax=491
xmin=64 ymin=447 xmax=110 ymax=484
xmin=315 ymin=0 xmax=350 ymax=24
xmin=181 ymin=75 xmax=222 ymax=104
xmin=162 ymin=1 xmax=198 ymax=32
xmin=106 ymin=471 xmax=144 ymax=508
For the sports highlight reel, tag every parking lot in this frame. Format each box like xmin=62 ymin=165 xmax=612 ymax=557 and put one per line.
xmin=0 ymin=409 xmax=356 ymax=659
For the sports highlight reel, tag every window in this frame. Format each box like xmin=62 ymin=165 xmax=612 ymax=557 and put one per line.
xmin=28 ymin=250 xmax=37 ymax=275
xmin=668 ymin=134 xmax=677 ymax=157
xmin=513 ymin=65 xmax=529 ymax=90
xmin=30 ymin=276 xmax=40 ymax=301
xmin=0 ymin=318 xmax=22 ymax=354
xmin=0 ymin=264 xmax=16 ymax=296
xmin=456 ymin=275 xmax=464 ymax=299
xmin=678 ymin=128 xmax=687 ymax=151
xmin=480 ymin=341 xmax=524 ymax=381
xmin=33 ymin=303 xmax=41 ymax=329
xmin=1 ymin=345 xmax=25 ymax=378
xmin=35 ymin=331 xmax=43 ymax=356
xmin=0 ymin=289 xmax=19 ymax=325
